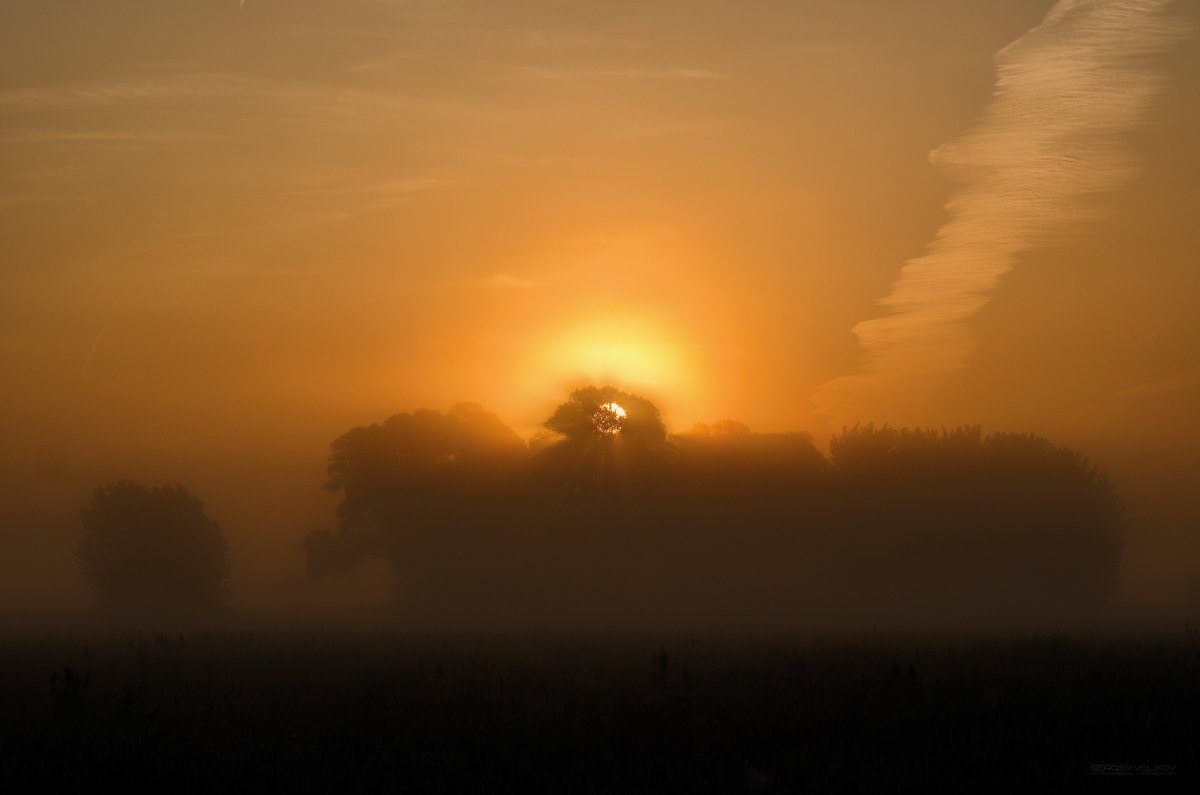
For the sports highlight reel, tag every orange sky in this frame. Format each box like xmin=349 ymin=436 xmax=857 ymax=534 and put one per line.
xmin=2 ymin=0 xmax=1198 ymax=611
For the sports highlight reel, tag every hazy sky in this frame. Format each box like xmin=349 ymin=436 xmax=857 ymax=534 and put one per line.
xmin=2 ymin=0 xmax=1198 ymax=610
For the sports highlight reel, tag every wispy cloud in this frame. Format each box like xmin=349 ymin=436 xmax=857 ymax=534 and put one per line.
xmin=0 ymin=129 xmax=214 ymax=146
xmin=264 ymin=174 xmax=463 ymax=210
xmin=477 ymin=273 xmax=546 ymax=290
xmin=814 ymin=0 xmax=1189 ymax=422
xmin=0 ymin=71 xmax=493 ymax=130
xmin=80 ymin=321 xmax=110 ymax=381
xmin=0 ymin=73 xmax=245 ymax=112
xmin=1058 ymin=368 xmax=1200 ymax=428
xmin=0 ymin=69 xmax=495 ymax=222
xmin=499 ymin=65 xmax=728 ymax=81
xmin=435 ymin=272 xmax=547 ymax=290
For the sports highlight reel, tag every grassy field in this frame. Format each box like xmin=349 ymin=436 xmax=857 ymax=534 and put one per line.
xmin=2 ymin=630 xmax=1197 ymax=791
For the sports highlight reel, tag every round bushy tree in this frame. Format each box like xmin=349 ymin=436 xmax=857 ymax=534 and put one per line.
xmin=76 ymin=481 xmax=230 ymax=614
xmin=542 ymin=385 xmax=666 ymax=447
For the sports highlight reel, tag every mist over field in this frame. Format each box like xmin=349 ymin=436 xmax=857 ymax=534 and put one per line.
xmin=3 ymin=0 xmax=1199 ymax=630
xmin=0 ymin=385 xmax=1182 ymax=636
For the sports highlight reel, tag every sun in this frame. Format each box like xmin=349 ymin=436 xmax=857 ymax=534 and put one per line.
xmin=592 ymin=402 xmax=626 ymax=435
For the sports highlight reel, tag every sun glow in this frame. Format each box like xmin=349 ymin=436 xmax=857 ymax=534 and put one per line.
xmin=525 ymin=313 xmax=699 ymax=401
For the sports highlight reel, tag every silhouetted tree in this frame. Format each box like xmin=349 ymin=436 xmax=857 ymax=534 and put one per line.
xmin=542 ymin=385 xmax=666 ymax=447
xmin=75 ymin=481 xmax=230 ymax=615
xmin=308 ymin=403 xmax=528 ymax=603
xmin=671 ymin=421 xmax=826 ymax=486
xmin=533 ymin=386 xmax=670 ymax=505
xmin=827 ymin=424 xmax=1124 ymax=617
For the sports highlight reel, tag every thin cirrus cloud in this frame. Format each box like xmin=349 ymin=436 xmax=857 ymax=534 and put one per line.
xmin=0 ymin=73 xmax=249 ymax=113
xmin=1056 ymin=367 xmax=1200 ymax=429
xmin=813 ymin=0 xmax=1189 ymax=422
xmin=498 ymin=66 xmax=729 ymax=81
xmin=0 ymin=72 xmax=475 ymax=127
xmin=0 ymin=129 xmax=214 ymax=147
xmin=433 ymin=272 xmax=548 ymax=291
xmin=0 ymin=70 xmax=491 ymax=220
xmin=480 ymin=273 xmax=546 ymax=289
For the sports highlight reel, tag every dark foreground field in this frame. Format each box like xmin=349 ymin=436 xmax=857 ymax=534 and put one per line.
xmin=2 ymin=630 xmax=1196 ymax=791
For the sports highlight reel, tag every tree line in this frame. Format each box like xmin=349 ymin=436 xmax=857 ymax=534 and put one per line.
xmin=76 ymin=386 xmax=1124 ymax=626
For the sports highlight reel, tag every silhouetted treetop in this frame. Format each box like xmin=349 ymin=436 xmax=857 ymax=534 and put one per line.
xmin=328 ymin=403 xmax=524 ymax=485
xmin=327 ymin=403 xmax=526 ymax=531
xmin=75 ymin=480 xmax=230 ymax=614
xmin=542 ymin=386 xmax=666 ymax=447
xmin=829 ymin=423 xmax=985 ymax=474
xmin=672 ymin=421 xmax=826 ymax=483
xmin=825 ymin=423 xmax=1123 ymax=610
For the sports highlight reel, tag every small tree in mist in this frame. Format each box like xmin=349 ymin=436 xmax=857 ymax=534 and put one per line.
xmin=75 ymin=481 xmax=230 ymax=615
